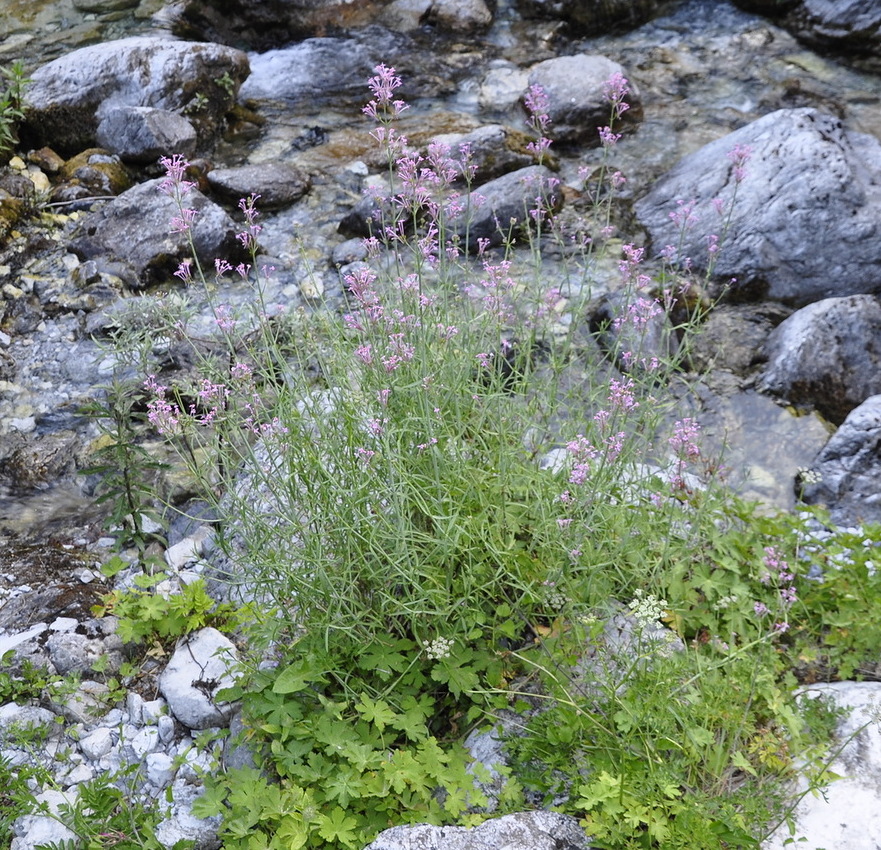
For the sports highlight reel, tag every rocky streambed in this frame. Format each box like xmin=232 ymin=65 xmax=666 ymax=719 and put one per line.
xmin=2 ymin=0 xmax=881 ymax=848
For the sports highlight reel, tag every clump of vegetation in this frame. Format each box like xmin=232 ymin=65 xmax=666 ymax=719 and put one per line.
xmin=0 ymin=61 xmax=29 ymax=164
xmin=76 ymin=63 xmax=881 ymax=850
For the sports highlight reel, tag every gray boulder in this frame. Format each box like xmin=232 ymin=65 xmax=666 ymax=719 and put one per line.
xmin=526 ymin=54 xmax=641 ymax=146
xmin=96 ymin=105 xmax=198 ymax=163
xmin=206 ymin=163 xmax=311 ymax=210
xmin=238 ymin=35 xmax=399 ymax=104
xmin=634 ymin=108 xmax=881 ymax=307
xmin=424 ymin=0 xmax=493 ymax=31
xmin=158 ymin=627 xmax=239 ymax=730
xmin=516 ymin=0 xmax=660 ymax=34
xmin=67 ymin=178 xmax=242 ymax=289
xmin=364 ymin=811 xmax=593 ymax=850
xmin=798 ymin=395 xmax=881 ymax=526
xmin=168 ymin=0 xmax=394 ymax=48
xmin=763 ymin=682 xmax=881 ymax=850
xmin=22 ymin=36 xmax=249 ymax=154
xmin=759 ymin=295 xmax=881 ymax=425
xmin=454 ymin=164 xmax=562 ymax=249
xmin=430 ymin=124 xmax=539 ymax=186
xmin=688 ymin=302 xmax=791 ymax=376
xmin=382 ymin=0 xmax=493 ymax=31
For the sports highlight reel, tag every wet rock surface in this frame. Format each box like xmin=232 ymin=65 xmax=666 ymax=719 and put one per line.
xmin=759 ymin=294 xmax=881 ymax=426
xmin=732 ymin=0 xmax=881 ymax=70
xmin=516 ymin=0 xmax=662 ymax=35
xmin=634 ymin=108 xmax=881 ymax=306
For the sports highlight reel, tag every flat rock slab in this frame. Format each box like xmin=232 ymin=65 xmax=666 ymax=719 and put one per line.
xmin=634 ymin=108 xmax=881 ymax=307
xmin=206 ymin=163 xmax=311 ymax=210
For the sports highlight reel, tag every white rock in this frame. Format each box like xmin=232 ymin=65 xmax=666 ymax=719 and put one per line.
xmin=365 ymin=811 xmax=591 ymax=850
xmin=0 ymin=704 xmax=58 ymax=735
xmin=59 ymin=763 xmax=95 ymax=787
xmin=0 ymin=624 xmax=48 ymax=656
xmin=158 ymin=714 xmax=176 ymax=744
xmin=142 ymin=697 xmax=167 ymax=725
xmin=126 ymin=692 xmax=145 ymax=725
xmin=763 ymin=682 xmax=881 ymax=849
xmin=128 ymin=726 xmax=160 ymax=758
xmin=11 ymin=790 xmax=78 ymax=850
xmin=146 ymin=751 xmax=175 ymax=788
xmin=165 ymin=526 xmax=213 ymax=570
xmin=154 ymin=778 xmax=222 ymax=850
xmin=159 ymin=628 xmax=239 ymax=730
xmin=79 ymin=727 xmax=114 ymax=760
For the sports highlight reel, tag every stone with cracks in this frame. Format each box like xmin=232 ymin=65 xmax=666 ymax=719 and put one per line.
xmin=158 ymin=627 xmax=239 ymax=730
xmin=634 ymin=108 xmax=881 ymax=307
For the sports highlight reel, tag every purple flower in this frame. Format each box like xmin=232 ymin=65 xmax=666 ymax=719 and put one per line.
xmin=599 ymin=126 xmax=622 ymax=148
xmin=727 ymin=143 xmax=753 ymax=183
xmin=669 ymin=418 xmax=701 ymax=461
xmin=601 ymin=72 xmax=630 ymax=121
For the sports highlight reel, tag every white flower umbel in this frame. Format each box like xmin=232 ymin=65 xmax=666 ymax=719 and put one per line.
xmin=425 ymin=636 xmax=454 ymax=661
xmin=627 ymin=588 xmax=668 ymax=627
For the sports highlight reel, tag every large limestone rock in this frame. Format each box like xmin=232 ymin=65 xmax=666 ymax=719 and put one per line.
xmin=635 ymin=108 xmax=881 ymax=307
xmin=237 ymin=35 xmax=400 ymax=104
xmin=763 ymin=682 xmax=881 ymax=850
xmin=798 ymin=395 xmax=881 ymax=526
xmin=759 ymin=295 xmax=881 ymax=425
xmin=22 ymin=37 xmax=249 ymax=154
